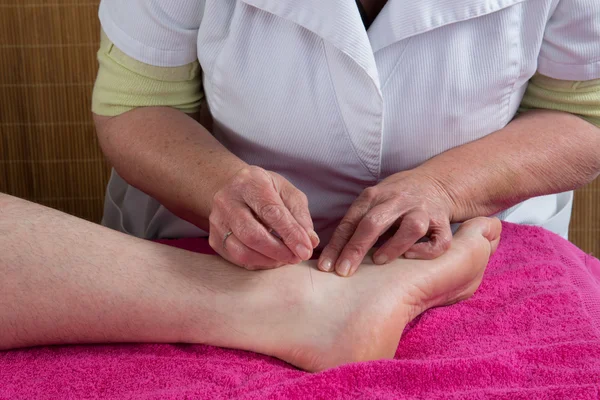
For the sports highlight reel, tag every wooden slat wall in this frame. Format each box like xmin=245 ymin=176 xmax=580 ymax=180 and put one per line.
xmin=0 ymin=1 xmax=598 ymax=254
xmin=0 ymin=0 xmax=109 ymax=223
xmin=571 ymin=184 xmax=600 ymax=255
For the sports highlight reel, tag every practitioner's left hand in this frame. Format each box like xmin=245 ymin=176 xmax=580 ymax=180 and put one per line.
xmin=318 ymin=170 xmax=457 ymax=277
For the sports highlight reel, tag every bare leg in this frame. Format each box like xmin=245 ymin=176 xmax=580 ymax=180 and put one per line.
xmin=0 ymin=193 xmax=500 ymax=371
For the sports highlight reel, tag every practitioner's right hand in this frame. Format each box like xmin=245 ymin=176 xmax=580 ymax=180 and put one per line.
xmin=208 ymin=166 xmax=319 ymax=270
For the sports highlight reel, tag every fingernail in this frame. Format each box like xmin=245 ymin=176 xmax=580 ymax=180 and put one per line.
xmin=296 ymin=244 xmax=312 ymax=260
xmin=337 ymin=259 xmax=352 ymax=277
xmin=404 ymin=252 xmax=416 ymax=259
xmin=374 ymin=254 xmax=388 ymax=264
xmin=309 ymin=230 xmax=320 ymax=248
xmin=320 ymin=258 xmax=333 ymax=272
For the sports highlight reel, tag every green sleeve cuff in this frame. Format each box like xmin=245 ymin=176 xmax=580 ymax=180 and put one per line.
xmin=92 ymin=30 xmax=203 ymax=117
xmin=519 ymin=73 xmax=600 ymax=127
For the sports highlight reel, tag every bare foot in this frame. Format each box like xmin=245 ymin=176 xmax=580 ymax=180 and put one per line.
xmin=227 ymin=217 xmax=501 ymax=372
xmin=0 ymin=194 xmax=499 ymax=366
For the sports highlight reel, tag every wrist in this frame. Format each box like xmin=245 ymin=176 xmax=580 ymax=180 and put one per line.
xmin=207 ymin=160 xmax=249 ymax=211
xmin=409 ymin=166 xmax=463 ymax=222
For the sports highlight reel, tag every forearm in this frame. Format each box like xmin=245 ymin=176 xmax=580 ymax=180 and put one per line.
xmin=94 ymin=107 xmax=247 ymax=230
xmin=0 ymin=193 xmax=227 ymax=349
xmin=417 ymin=110 xmax=600 ymax=221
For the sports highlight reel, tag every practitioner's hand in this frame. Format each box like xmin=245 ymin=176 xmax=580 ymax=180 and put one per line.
xmin=209 ymin=166 xmax=319 ymax=270
xmin=318 ymin=170 xmax=456 ymax=276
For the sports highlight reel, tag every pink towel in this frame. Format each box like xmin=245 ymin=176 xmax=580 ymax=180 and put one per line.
xmin=1 ymin=223 xmax=599 ymax=399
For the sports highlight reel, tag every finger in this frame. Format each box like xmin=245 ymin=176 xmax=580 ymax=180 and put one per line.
xmin=334 ymin=204 xmax=398 ymax=277
xmin=209 ymin=223 xmax=284 ymax=270
xmin=404 ymin=220 xmax=453 ymax=260
xmin=230 ymin=207 xmax=300 ymax=264
xmin=373 ymin=210 xmax=429 ymax=264
xmin=209 ymin=204 xmax=298 ymax=265
xmin=318 ymin=195 xmax=372 ymax=273
xmin=280 ymin=183 xmax=319 ymax=248
xmin=243 ymin=190 xmax=313 ymax=261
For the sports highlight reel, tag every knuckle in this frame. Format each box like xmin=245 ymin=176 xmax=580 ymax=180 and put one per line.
xmin=260 ymin=203 xmax=284 ymax=224
xmin=361 ymin=187 xmax=378 ymax=201
xmin=277 ymin=226 xmax=304 ymax=246
xmin=364 ymin=213 xmax=388 ymax=232
xmin=289 ymin=197 xmax=310 ymax=217
xmin=290 ymin=217 xmax=311 ymax=234
xmin=289 ymin=201 xmax=309 ymax=219
xmin=247 ymin=166 xmax=271 ymax=184
xmin=238 ymin=166 xmax=254 ymax=179
xmin=246 ymin=165 xmax=263 ymax=176
xmin=212 ymin=191 xmax=228 ymax=209
xmin=406 ymin=218 xmax=428 ymax=236
xmin=321 ymin=241 xmax=343 ymax=257
xmin=322 ymin=244 xmax=341 ymax=256
xmin=336 ymin=219 xmax=356 ymax=239
xmin=297 ymin=191 xmax=309 ymax=206
xmin=232 ymin=167 xmax=257 ymax=187
xmin=344 ymin=244 xmax=365 ymax=260
xmin=208 ymin=212 xmax=221 ymax=227
xmin=230 ymin=173 xmax=246 ymax=187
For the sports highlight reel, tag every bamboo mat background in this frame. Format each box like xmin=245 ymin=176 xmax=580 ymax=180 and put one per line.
xmin=0 ymin=1 xmax=598 ymax=254
xmin=0 ymin=0 xmax=109 ymax=222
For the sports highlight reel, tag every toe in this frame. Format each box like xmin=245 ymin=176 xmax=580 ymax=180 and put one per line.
xmin=486 ymin=218 xmax=502 ymax=255
xmin=453 ymin=217 xmax=502 ymax=257
xmin=455 ymin=216 xmax=490 ymax=236
xmin=455 ymin=217 xmax=501 ymax=240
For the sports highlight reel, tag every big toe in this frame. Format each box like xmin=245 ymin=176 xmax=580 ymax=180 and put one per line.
xmin=455 ymin=217 xmax=502 ymax=255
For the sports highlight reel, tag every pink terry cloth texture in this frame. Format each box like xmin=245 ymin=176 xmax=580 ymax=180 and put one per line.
xmin=1 ymin=222 xmax=599 ymax=399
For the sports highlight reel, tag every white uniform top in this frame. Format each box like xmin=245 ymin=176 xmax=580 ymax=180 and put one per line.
xmin=98 ymin=0 xmax=600 ymax=241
